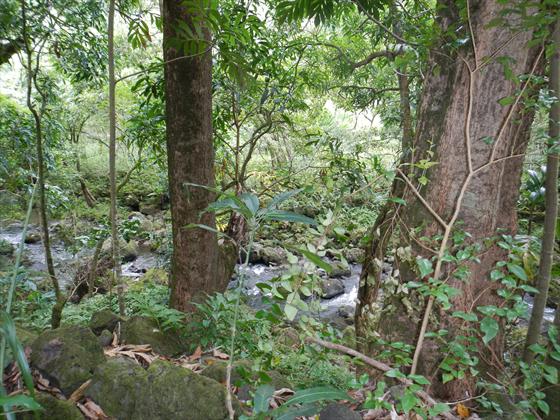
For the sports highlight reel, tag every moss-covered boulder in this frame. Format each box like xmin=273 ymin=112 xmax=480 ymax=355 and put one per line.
xmin=148 ymin=359 xmax=241 ymax=419
xmin=30 ymin=325 xmax=105 ymax=396
xmin=101 ymin=238 xmax=138 ymax=262
xmin=86 ymin=357 xmax=151 ymax=419
xmin=89 ymin=310 xmax=123 ymax=335
xmin=121 ymin=316 xmax=186 ymax=357
xmin=0 ymin=239 xmax=14 ymax=256
xmin=329 ymin=262 xmax=351 ymax=278
xmin=19 ymin=392 xmax=83 ymax=420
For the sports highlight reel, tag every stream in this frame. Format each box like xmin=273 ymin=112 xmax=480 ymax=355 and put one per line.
xmin=0 ymin=222 xmax=555 ymax=330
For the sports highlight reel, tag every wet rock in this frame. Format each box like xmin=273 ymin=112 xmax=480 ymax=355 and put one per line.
xmin=89 ymin=310 xmax=123 ymax=335
xmin=102 ymin=238 xmax=138 ymax=262
xmin=319 ymin=403 xmax=360 ymax=420
xmin=343 ymin=248 xmax=364 ymax=264
xmin=20 ymin=392 xmax=83 ymax=420
xmin=98 ymin=330 xmax=113 ymax=347
xmin=121 ymin=316 xmax=186 ymax=357
xmin=251 ymin=244 xmax=286 ymax=265
xmin=86 ymin=357 xmax=151 ymax=419
xmin=24 ymin=232 xmax=41 ymax=244
xmin=330 ymin=262 xmax=351 ymax=278
xmin=321 ymin=278 xmax=345 ymax=299
xmin=128 ymin=211 xmax=153 ymax=232
xmin=139 ymin=202 xmax=160 ymax=216
xmin=0 ymin=239 xmax=14 ymax=256
xmin=336 ymin=305 xmax=355 ymax=321
xmin=30 ymin=326 xmax=105 ymax=396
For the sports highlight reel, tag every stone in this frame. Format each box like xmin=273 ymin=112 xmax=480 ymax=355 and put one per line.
xmin=321 ymin=278 xmax=345 ymax=299
xmin=148 ymin=359 xmax=241 ymax=419
xmin=30 ymin=326 xmax=105 ymax=396
xmin=330 ymin=262 xmax=351 ymax=278
xmin=128 ymin=211 xmax=153 ymax=232
xmin=121 ymin=316 xmax=186 ymax=357
xmin=319 ymin=403 xmax=361 ymax=420
xmin=86 ymin=357 xmax=151 ymax=419
xmin=89 ymin=310 xmax=123 ymax=335
xmin=24 ymin=232 xmax=41 ymax=244
xmin=0 ymin=239 xmax=14 ymax=256
xmin=139 ymin=202 xmax=160 ymax=216
xmin=343 ymin=248 xmax=364 ymax=264
xmin=20 ymin=392 xmax=83 ymax=420
xmin=101 ymin=238 xmax=138 ymax=262
xmin=98 ymin=330 xmax=113 ymax=347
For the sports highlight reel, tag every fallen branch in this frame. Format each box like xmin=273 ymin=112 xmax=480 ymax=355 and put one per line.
xmin=305 ymin=336 xmax=458 ymax=420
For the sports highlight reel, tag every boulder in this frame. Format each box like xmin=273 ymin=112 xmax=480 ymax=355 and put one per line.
xmin=0 ymin=239 xmax=14 ymax=256
xmin=321 ymin=278 xmax=345 ymax=299
xmin=139 ymin=202 xmax=160 ymax=216
xmin=121 ymin=316 xmax=186 ymax=357
xmin=128 ymin=212 xmax=153 ymax=232
xmin=343 ymin=248 xmax=364 ymax=264
xmin=329 ymin=262 xmax=351 ymax=278
xmin=24 ymin=232 xmax=41 ymax=244
xmin=20 ymin=392 xmax=83 ymax=420
xmin=148 ymin=359 xmax=241 ymax=419
xmin=248 ymin=244 xmax=286 ymax=265
xmin=86 ymin=357 xmax=151 ymax=419
xmin=319 ymin=403 xmax=360 ymax=420
xmin=30 ymin=326 xmax=105 ymax=396
xmin=101 ymin=238 xmax=138 ymax=262
xmin=89 ymin=310 xmax=123 ymax=335
xmin=98 ymin=330 xmax=113 ymax=347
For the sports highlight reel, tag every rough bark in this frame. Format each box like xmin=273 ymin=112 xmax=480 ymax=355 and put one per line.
xmin=523 ymin=17 xmax=560 ymax=363
xmin=356 ymin=0 xmax=544 ymax=400
xmin=163 ymin=0 xmax=226 ymax=311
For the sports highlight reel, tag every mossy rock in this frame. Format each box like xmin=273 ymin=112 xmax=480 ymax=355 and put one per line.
xmin=86 ymin=357 xmax=151 ymax=420
xmin=0 ymin=239 xmax=14 ymax=256
xmin=101 ymin=238 xmax=138 ymax=262
xmin=19 ymin=392 xmax=83 ymax=420
xmin=121 ymin=316 xmax=187 ymax=357
xmin=89 ymin=310 xmax=123 ymax=335
xmin=30 ymin=325 xmax=105 ymax=396
xmin=329 ymin=262 xmax=351 ymax=278
xmin=148 ymin=359 xmax=242 ymax=419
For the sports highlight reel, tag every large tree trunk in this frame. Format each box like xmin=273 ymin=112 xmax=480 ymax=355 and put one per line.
xmin=356 ymin=0 xmax=544 ymax=400
xmin=163 ymin=1 xmax=225 ymax=311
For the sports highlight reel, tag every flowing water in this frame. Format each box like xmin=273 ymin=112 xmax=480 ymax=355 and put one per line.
xmin=1 ymin=222 xmax=555 ymax=329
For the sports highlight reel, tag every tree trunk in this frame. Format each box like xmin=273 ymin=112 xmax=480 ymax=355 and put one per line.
xmin=356 ymin=0 xmax=544 ymax=400
xmin=163 ymin=0 xmax=225 ymax=311
xmin=523 ymin=16 xmax=559 ymax=364
xmin=20 ymin=0 xmax=65 ymax=328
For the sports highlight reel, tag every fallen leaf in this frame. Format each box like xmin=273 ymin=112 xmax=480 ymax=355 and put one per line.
xmin=188 ymin=346 xmax=203 ymax=361
xmin=456 ymin=403 xmax=470 ymax=418
xmin=212 ymin=349 xmax=230 ymax=360
xmin=69 ymin=379 xmax=91 ymax=402
xmin=78 ymin=398 xmax=109 ymax=419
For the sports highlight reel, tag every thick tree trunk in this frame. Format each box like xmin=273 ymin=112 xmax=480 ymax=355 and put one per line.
xmin=356 ymin=0 xmax=543 ymax=400
xmin=163 ymin=1 xmax=225 ymax=311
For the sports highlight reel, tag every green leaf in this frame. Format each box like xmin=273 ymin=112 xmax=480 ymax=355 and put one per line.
xmin=0 ymin=394 xmax=41 ymax=411
xmin=400 ymin=390 xmax=418 ymax=413
xmin=263 ymin=210 xmax=316 ymax=225
xmin=284 ymin=304 xmax=298 ymax=321
xmin=506 ymin=263 xmax=527 ymax=281
xmin=284 ymin=387 xmax=350 ymax=406
xmin=254 ymin=384 xmax=275 ymax=413
xmin=416 ymin=257 xmax=433 ymax=278
xmin=239 ymin=193 xmax=259 ymax=216
xmin=498 ymin=96 xmax=515 ymax=106
xmin=409 ymin=374 xmax=430 ymax=385
xmin=452 ymin=311 xmax=478 ymax=322
xmin=289 ymin=247 xmax=332 ymax=273
xmin=272 ymin=402 xmax=320 ymax=420
xmin=480 ymin=317 xmax=499 ymax=345
xmin=536 ymin=399 xmax=549 ymax=415
xmin=442 ymin=373 xmax=454 ymax=384
xmin=429 ymin=402 xmax=450 ymax=416
xmin=388 ymin=197 xmax=406 ymax=205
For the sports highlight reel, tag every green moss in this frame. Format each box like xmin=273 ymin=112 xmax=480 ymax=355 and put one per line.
xmin=21 ymin=392 xmax=83 ymax=420
xmin=121 ymin=316 xmax=187 ymax=357
xmin=148 ymin=359 xmax=241 ymax=419
xmin=30 ymin=326 xmax=105 ymax=396
xmin=86 ymin=357 xmax=151 ymax=419
xmin=88 ymin=310 xmax=123 ymax=335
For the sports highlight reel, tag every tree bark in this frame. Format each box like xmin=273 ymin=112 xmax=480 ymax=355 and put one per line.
xmin=163 ymin=0 xmax=225 ymax=311
xmin=523 ymin=16 xmax=560 ymax=364
xmin=356 ymin=0 xmax=544 ymax=400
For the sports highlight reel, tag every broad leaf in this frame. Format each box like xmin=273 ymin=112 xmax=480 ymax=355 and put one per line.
xmin=253 ymin=384 xmax=275 ymax=414
xmin=480 ymin=317 xmax=499 ymax=345
xmin=290 ymin=247 xmax=332 ymax=273
xmin=284 ymin=387 xmax=350 ymax=406
xmin=263 ymin=210 xmax=316 ymax=225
